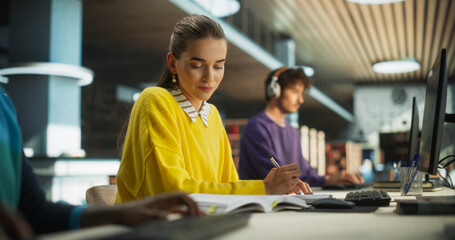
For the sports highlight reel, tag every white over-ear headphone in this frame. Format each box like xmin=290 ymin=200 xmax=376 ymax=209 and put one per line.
xmin=266 ymin=67 xmax=288 ymax=99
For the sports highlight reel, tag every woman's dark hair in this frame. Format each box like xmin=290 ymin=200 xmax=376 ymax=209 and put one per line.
xmin=157 ymin=14 xmax=226 ymax=90
xmin=118 ymin=14 xmax=225 ymax=157
xmin=264 ymin=67 xmax=311 ymax=101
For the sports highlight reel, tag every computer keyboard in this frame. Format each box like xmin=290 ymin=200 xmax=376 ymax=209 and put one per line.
xmin=344 ymin=190 xmax=391 ymax=206
xmin=97 ymin=213 xmax=251 ymax=240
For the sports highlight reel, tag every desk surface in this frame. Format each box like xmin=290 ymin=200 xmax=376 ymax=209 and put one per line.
xmin=215 ymin=188 xmax=455 ymax=240
xmin=39 ymin=188 xmax=455 ymax=240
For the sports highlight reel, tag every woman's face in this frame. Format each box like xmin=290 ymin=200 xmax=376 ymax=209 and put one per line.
xmin=168 ymin=38 xmax=227 ymax=110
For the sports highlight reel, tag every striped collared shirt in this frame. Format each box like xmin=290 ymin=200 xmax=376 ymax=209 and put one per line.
xmin=169 ymin=88 xmax=211 ymax=127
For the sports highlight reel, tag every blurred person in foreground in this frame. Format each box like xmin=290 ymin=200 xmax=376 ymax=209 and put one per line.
xmin=0 ymin=84 xmax=201 ymax=239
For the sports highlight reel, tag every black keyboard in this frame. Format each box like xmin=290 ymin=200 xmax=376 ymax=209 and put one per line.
xmin=97 ymin=213 xmax=251 ymax=240
xmin=345 ymin=190 xmax=391 ymax=206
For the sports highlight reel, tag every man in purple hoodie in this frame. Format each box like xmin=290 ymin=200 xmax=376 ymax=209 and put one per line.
xmin=238 ymin=67 xmax=362 ymax=187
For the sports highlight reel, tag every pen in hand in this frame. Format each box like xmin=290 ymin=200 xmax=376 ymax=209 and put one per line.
xmin=266 ymin=152 xmax=280 ymax=168
xmin=266 ymin=152 xmax=305 ymax=195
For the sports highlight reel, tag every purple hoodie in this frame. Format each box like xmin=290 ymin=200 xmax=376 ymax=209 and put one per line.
xmin=238 ymin=112 xmax=326 ymax=187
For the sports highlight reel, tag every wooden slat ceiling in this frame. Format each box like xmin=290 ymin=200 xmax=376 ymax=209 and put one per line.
xmin=246 ymin=0 xmax=455 ymax=87
xmin=82 ymin=0 xmax=454 ymax=120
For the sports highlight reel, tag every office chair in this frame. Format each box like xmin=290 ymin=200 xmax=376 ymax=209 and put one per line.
xmin=86 ymin=185 xmax=118 ymax=206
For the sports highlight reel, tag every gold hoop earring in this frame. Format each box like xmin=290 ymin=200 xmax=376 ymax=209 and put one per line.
xmin=172 ymin=74 xmax=177 ymax=83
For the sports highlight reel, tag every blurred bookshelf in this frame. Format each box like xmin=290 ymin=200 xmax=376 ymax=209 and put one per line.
xmin=224 ymin=119 xmax=249 ymax=169
xmin=325 ymin=141 xmax=362 ymax=176
xmin=300 ymin=126 xmax=326 ymax=176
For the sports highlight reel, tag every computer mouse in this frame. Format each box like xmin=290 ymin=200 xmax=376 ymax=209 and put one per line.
xmin=312 ymin=198 xmax=355 ymax=209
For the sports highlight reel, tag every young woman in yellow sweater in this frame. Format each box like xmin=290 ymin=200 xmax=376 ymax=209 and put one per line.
xmin=116 ymin=14 xmax=311 ymax=203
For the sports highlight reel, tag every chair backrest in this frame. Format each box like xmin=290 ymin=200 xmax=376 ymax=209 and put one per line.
xmin=86 ymin=185 xmax=118 ymax=206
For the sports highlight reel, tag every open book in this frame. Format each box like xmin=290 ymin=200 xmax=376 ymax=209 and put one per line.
xmin=189 ymin=194 xmax=316 ymax=214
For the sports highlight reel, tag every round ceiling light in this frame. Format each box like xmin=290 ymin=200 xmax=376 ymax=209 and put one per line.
xmin=302 ymin=66 xmax=315 ymax=77
xmin=0 ymin=62 xmax=94 ymax=86
xmin=372 ymin=59 xmax=420 ymax=74
xmin=193 ymin=0 xmax=240 ymax=18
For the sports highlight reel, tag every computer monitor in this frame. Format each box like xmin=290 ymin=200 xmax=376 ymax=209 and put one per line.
xmin=417 ymin=48 xmax=450 ymax=175
xmin=406 ymin=97 xmax=419 ymax=167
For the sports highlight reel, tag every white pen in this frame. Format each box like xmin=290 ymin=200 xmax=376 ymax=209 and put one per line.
xmin=266 ymin=152 xmax=280 ymax=168
xmin=266 ymin=152 xmax=305 ymax=195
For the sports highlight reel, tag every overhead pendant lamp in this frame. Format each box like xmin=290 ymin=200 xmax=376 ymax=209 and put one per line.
xmin=193 ymin=0 xmax=240 ymax=17
xmin=0 ymin=62 xmax=94 ymax=86
xmin=372 ymin=59 xmax=420 ymax=74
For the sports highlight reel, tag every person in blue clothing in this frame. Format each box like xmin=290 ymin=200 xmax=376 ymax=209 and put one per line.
xmin=0 ymin=85 xmax=201 ymax=239
xmin=238 ymin=67 xmax=363 ymax=186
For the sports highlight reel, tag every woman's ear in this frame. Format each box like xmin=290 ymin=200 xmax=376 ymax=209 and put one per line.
xmin=167 ymin=52 xmax=177 ymax=74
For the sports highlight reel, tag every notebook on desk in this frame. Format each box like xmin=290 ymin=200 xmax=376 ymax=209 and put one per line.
xmin=188 ymin=193 xmax=332 ymax=214
xmin=396 ymin=195 xmax=455 ymax=215
xmin=189 ymin=193 xmax=316 ymax=214
xmin=373 ymin=181 xmax=442 ymax=192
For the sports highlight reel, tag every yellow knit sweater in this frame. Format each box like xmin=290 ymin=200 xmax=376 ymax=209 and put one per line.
xmin=116 ymin=87 xmax=265 ymax=203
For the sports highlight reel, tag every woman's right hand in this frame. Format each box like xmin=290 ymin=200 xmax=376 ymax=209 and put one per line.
xmin=263 ymin=164 xmax=302 ymax=195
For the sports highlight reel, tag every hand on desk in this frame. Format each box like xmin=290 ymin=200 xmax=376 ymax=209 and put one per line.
xmin=81 ymin=192 xmax=203 ymax=228
xmin=263 ymin=164 xmax=312 ymax=195
xmin=0 ymin=192 xmax=201 ymax=239
xmin=325 ymin=171 xmax=364 ymax=185
xmin=289 ymin=180 xmax=313 ymax=195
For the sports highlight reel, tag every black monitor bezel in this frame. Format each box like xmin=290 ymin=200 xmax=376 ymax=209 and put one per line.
xmin=417 ymin=49 xmax=448 ymax=175
xmin=406 ymin=97 xmax=419 ymax=167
